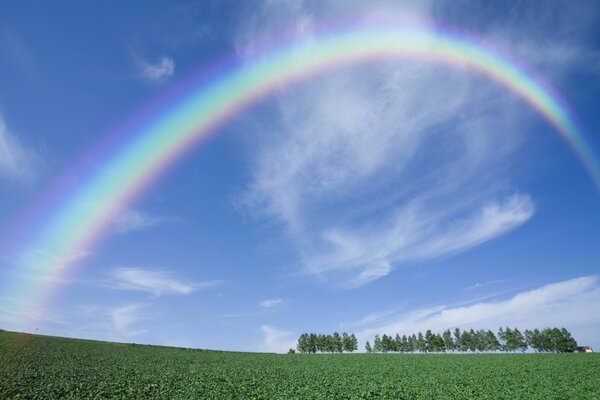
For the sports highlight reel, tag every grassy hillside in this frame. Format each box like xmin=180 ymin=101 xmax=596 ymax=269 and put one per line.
xmin=1 ymin=330 xmax=599 ymax=399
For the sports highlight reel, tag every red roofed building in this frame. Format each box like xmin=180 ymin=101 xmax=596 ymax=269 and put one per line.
xmin=576 ymin=346 xmax=593 ymax=353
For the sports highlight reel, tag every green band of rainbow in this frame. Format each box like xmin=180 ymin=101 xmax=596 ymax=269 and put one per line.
xmin=4 ymin=23 xmax=599 ymax=325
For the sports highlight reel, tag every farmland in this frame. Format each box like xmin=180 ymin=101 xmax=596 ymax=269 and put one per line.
xmin=1 ymin=330 xmax=599 ymax=399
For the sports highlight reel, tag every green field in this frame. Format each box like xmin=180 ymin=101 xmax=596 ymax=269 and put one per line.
xmin=1 ymin=330 xmax=598 ymax=399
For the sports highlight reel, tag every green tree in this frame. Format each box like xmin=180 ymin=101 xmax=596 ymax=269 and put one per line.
xmin=442 ymin=329 xmax=454 ymax=352
xmin=485 ymin=330 xmax=500 ymax=352
xmin=474 ymin=330 xmax=486 ymax=352
xmin=350 ymin=334 xmax=358 ymax=352
xmin=498 ymin=327 xmax=507 ymax=351
xmin=401 ymin=335 xmax=409 ymax=353
xmin=408 ymin=334 xmax=417 ymax=352
xmin=296 ymin=333 xmax=308 ymax=353
xmin=513 ymin=328 xmax=528 ymax=352
xmin=308 ymin=333 xmax=318 ymax=353
xmin=460 ymin=330 xmax=473 ymax=352
xmin=365 ymin=340 xmax=372 ymax=353
xmin=316 ymin=334 xmax=325 ymax=353
xmin=453 ymin=328 xmax=462 ymax=352
xmin=373 ymin=335 xmax=382 ymax=353
xmin=417 ymin=332 xmax=426 ymax=353
xmin=558 ymin=328 xmax=577 ymax=353
xmin=342 ymin=332 xmax=351 ymax=352
xmin=434 ymin=333 xmax=446 ymax=352
xmin=425 ymin=330 xmax=433 ymax=353
xmin=332 ymin=332 xmax=343 ymax=353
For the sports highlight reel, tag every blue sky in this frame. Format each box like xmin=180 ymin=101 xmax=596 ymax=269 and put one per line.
xmin=1 ymin=0 xmax=599 ymax=352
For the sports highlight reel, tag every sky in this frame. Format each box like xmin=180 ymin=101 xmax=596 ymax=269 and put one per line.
xmin=0 ymin=0 xmax=599 ymax=353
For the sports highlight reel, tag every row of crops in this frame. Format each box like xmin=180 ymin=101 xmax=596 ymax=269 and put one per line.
xmin=1 ymin=330 xmax=598 ymax=399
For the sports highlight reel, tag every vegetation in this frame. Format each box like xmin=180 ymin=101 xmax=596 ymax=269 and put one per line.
xmin=296 ymin=332 xmax=358 ymax=353
xmin=357 ymin=326 xmax=577 ymax=354
xmin=1 ymin=330 xmax=598 ymax=399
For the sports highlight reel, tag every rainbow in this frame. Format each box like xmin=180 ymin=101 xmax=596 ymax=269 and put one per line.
xmin=3 ymin=20 xmax=599 ymax=326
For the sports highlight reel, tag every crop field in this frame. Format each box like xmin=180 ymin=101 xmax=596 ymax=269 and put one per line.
xmin=1 ymin=330 xmax=599 ymax=399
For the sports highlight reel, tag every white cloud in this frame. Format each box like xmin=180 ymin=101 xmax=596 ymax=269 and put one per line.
xmin=355 ymin=276 xmax=600 ymax=348
xmin=111 ymin=267 xmax=220 ymax=296
xmin=233 ymin=1 xmax=569 ymax=288
xmin=109 ymin=303 xmax=147 ymax=337
xmin=0 ymin=115 xmax=38 ymax=181
xmin=465 ymin=279 xmax=505 ymax=291
xmin=68 ymin=303 xmax=149 ymax=342
xmin=13 ymin=247 xmax=91 ymax=281
xmin=260 ymin=298 xmax=283 ymax=308
xmin=138 ymin=56 xmax=175 ymax=82
xmin=113 ymin=209 xmax=171 ymax=234
xmin=0 ymin=298 xmax=65 ymax=329
xmin=258 ymin=325 xmax=296 ymax=353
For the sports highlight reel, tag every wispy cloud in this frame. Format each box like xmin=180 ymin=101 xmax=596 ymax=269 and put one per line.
xmin=0 ymin=115 xmax=38 ymax=181
xmin=355 ymin=276 xmax=600 ymax=346
xmin=12 ymin=247 xmax=91 ymax=282
xmin=310 ymin=195 xmax=534 ymax=288
xmin=70 ymin=302 xmax=150 ymax=341
xmin=258 ymin=325 xmax=295 ymax=353
xmin=111 ymin=267 xmax=221 ymax=297
xmin=113 ymin=209 xmax=172 ymax=234
xmin=109 ymin=303 xmax=147 ymax=337
xmin=137 ymin=56 xmax=175 ymax=82
xmin=465 ymin=279 xmax=506 ymax=291
xmin=260 ymin=298 xmax=283 ymax=308
xmin=232 ymin=1 xmax=551 ymax=288
xmin=0 ymin=298 xmax=65 ymax=329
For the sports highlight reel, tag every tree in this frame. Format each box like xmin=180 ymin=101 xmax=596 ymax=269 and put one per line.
xmin=342 ymin=332 xmax=351 ymax=352
xmin=365 ymin=340 xmax=373 ymax=353
xmin=558 ymin=328 xmax=577 ymax=353
xmin=408 ymin=334 xmax=417 ymax=353
xmin=460 ymin=330 xmax=473 ymax=352
xmin=287 ymin=348 xmax=295 ymax=354
xmin=297 ymin=333 xmax=308 ymax=353
xmin=373 ymin=335 xmax=382 ymax=353
xmin=434 ymin=333 xmax=446 ymax=352
xmin=475 ymin=330 xmax=486 ymax=352
xmin=342 ymin=332 xmax=358 ymax=353
xmin=401 ymin=335 xmax=409 ymax=353
xmin=308 ymin=333 xmax=318 ymax=353
xmin=395 ymin=334 xmax=402 ymax=353
xmin=425 ymin=330 xmax=434 ymax=353
xmin=417 ymin=332 xmax=426 ymax=353
xmin=485 ymin=330 xmax=500 ymax=352
xmin=498 ymin=327 xmax=507 ymax=351
xmin=500 ymin=327 xmax=527 ymax=352
xmin=332 ymin=332 xmax=343 ymax=353
xmin=443 ymin=329 xmax=454 ymax=352
xmin=381 ymin=334 xmax=395 ymax=353
xmin=513 ymin=328 xmax=528 ymax=352
xmin=453 ymin=328 xmax=462 ymax=352
xmin=350 ymin=334 xmax=359 ymax=352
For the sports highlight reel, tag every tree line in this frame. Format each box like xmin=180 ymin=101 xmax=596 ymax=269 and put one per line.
xmin=296 ymin=332 xmax=359 ymax=353
xmin=364 ymin=327 xmax=578 ymax=353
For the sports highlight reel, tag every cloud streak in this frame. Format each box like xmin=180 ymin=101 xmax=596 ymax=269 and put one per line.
xmin=0 ymin=115 xmax=38 ymax=181
xmin=260 ymin=298 xmax=283 ymax=308
xmin=111 ymin=267 xmax=221 ymax=297
xmin=310 ymin=194 xmax=534 ymax=287
xmin=113 ymin=209 xmax=172 ymax=234
xmin=138 ymin=56 xmax=175 ymax=82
